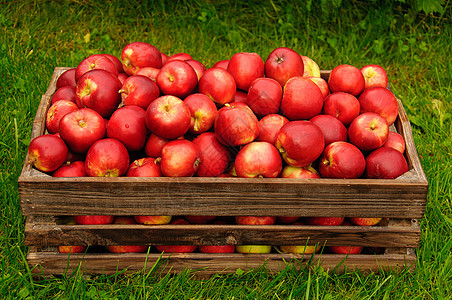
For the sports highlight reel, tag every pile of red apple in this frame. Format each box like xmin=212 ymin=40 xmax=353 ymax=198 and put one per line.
xmin=27 ymin=42 xmax=409 ymax=255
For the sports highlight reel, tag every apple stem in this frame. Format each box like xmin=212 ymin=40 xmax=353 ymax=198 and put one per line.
xmin=194 ymin=158 xmax=201 ymax=168
xmin=154 ymin=157 xmax=162 ymax=165
xmin=27 ymin=157 xmax=35 ymax=167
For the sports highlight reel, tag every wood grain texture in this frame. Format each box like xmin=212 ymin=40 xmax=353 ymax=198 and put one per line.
xmin=19 ymin=176 xmax=427 ymax=217
xmin=24 ymin=217 xmax=420 ymax=248
xmin=27 ymin=250 xmax=416 ymax=276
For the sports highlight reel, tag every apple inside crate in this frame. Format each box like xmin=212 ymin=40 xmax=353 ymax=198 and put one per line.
xmin=19 ymin=67 xmax=428 ymax=276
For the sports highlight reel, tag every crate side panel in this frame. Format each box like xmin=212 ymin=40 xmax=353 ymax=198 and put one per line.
xmin=27 ymin=251 xmax=416 ymax=276
xmin=20 ymin=177 xmax=427 ymax=218
xmin=25 ymin=220 xmax=421 ymax=248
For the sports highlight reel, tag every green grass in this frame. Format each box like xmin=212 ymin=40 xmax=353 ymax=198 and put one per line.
xmin=1 ymin=0 xmax=451 ymax=298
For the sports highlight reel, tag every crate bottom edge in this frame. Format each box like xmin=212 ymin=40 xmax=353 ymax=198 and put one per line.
xmin=27 ymin=250 xmax=417 ymax=276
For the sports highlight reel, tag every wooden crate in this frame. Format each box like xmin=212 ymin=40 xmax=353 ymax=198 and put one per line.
xmin=19 ymin=67 xmax=428 ymax=276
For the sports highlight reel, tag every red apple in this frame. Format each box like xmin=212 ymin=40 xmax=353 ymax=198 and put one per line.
xmin=53 ymin=161 xmax=86 ymax=177
xmin=235 ymin=141 xmax=282 ymax=178
xmin=74 ymin=215 xmax=114 ymax=225
xmin=349 ymin=217 xmax=382 ymax=226
xmin=236 ymin=245 xmax=271 ymax=253
xmin=28 ymin=134 xmax=68 ymax=172
xmin=264 ymin=47 xmax=304 ymax=87
xmin=246 ymin=77 xmax=282 ymax=116
xmin=257 ymin=114 xmax=289 ymax=145
xmin=280 ymin=165 xmax=320 ymax=179
xmin=214 ymin=102 xmax=259 ymax=147
xmin=185 ymin=216 xmax=216 ymax=224
xmin=76 ymin=69 xmax=122 ymax=118
xmin=322 ymin=92 xmax=360 ymax=126
xmin=134 ymin=215 xmax=172 ymax=225
xmin=58 ymin=245 xmax=87 ymax=253
xmin=166 ymin=52 xmax=193 ymax=62
xmin=120 ymin=75 xmax=160 ymax=109
xmin=308 ymin=76 xmax=329 ymax=100
xmin=46 ymin=100 xmax=79 ymax=134
xmin=185 ymin=59 xmax=206 ymax=81
xmin=75 ymin=54 xmax=118 ymax=82
xmin=277 ymin=216 xmax=299 ymax=224
xmin=348 ymin=112 xmax=389 ymax=152
xmin=383 ymin=131 xmax=405 ymax=154
xmin=358 ymin=87 xmax=399 ymax=126
xmin=192 ymin=132 xmax=231 ymax=177
xmin=275 ymin=121 xmax=325 ymax=167
xmin=144 ymin=133 xmax=170 ymax=158
xmin=365 ymin=147 xmax=409 ymax=179
xmin=328 ymin=64 xmax=365 ymax=97
xmin=217 ymin=173 xmax=234 ymax=178
xmin=51 ymin=86 xmax=77 ymax=105
xmin=126 ymin=157 xmax=161 ymax=177
xmin=85 ymin=138 xmax=129 ymax=177
xmin=198 ymin=67 xmax=236 ymax=105
xmin=301 ymin=56 xmax=320 ymax=77
xmin=227 ymin=52 xmax=264 ymax=91
xmin=113 ymin=216 xmax=137 ymax=224
xmin=155 ymin=218 xmax=197 ymax=253
xmin=235 ymin=216 xmax=276 ymax=225
xmin=184 ymin=93 xmax=218 ymax=134
xmin=59 ymin=108 xmax=106 ymax=153
xmin=319 ymin=141 xmax=366 ymax=179
xmin=305 ymin=217 xmax=344 ymax=226
xmin=161 ymin=52 xmax=169 ymax=65
xmin=360 ymin=64 xmax=388 ymax=89
xmin=106 ymin=105 xmax=147 ymax=152
xmin=212 ymin=59 xmax=229 ymax=69
xmin=310 ymin=114 xmax=348 ymax=146
xmin=63 ymin=150 xmax=85 ymax=164
xmin=199 ymin=244 xmax=236 ymax=253
xmin=56 ymin=68 xmax=76 ymax=89
xmin=135 ymin=67 xmax=160 ymax=81
xmin=280 ymin=76 xmax=323 ymax=120
xmin=233 ymin=90 xmax=248 ymax=103
xmin=145 ymin=95 xmax=191 ymax=139
xmin=156 ymin=60 xmax=197 ymax=98
xmin=117 ymin=73 xmax=129 ymax=84
xmin=121 ymin=42 xmax=162 ymax=75
xmin=160 ymin=139 xmax=201 ymax=177
xmin=329 ymin=245 xmax=363 ymax=254
xmin=103 ymin=53 xmax=124 ymax=74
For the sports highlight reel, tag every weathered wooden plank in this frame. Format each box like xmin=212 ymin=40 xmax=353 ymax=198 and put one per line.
xmin=27 ymin=250 xmax=416 ymax=276
xmin=395 ymin=97 xmax=428 ymax=183
xmin=24 ymin=219 xmax=420 ymax=248
xmin=19 ymin=177 xmax=427 ymax=217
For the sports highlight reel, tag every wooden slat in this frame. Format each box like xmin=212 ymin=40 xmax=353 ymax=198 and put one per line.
xmin=19 ymin=176 xmax=427 ymax=217
xmin=24 ymin=218 xmax=420 ymax=248
xmin=27 ymin=250 xmax=416 ymax=276
xmin=394 ymin=97 xmax=428 ymax=183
